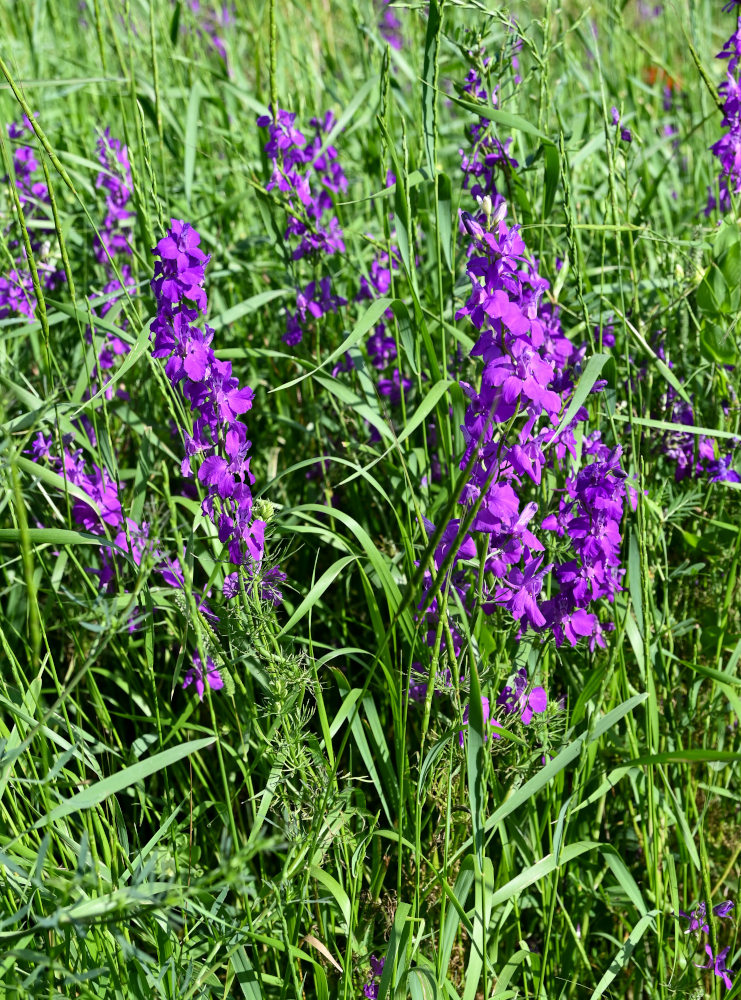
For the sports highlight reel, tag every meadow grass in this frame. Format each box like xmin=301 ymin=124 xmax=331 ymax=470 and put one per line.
xmin=0 ymin=1 xmax=740 ymax=998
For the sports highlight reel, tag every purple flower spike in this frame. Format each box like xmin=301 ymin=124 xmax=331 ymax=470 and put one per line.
xmin=259 ymin=106 xmax=346 ymax=262
xmin=150 ymin=220 xmax=281 ymax=617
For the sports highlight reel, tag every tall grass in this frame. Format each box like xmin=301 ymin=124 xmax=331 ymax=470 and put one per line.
xmin=0 ymin=1 xmax=740 ymax=998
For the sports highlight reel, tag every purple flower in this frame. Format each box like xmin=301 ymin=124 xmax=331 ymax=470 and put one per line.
xmin=362 ymin=955 xmax=385 ymax=999
xmin=260 ymin=106 xmax=346 ymax=262
xmin=696 ymin=944 xmax=733 ymax=990
xmin=680 ymin=899 xmax=735 ymax=933
xmin=460 ymin=670 xmax=548 ymax=745
xmin=183 ymin=653 xmax=224 ymax=700
xmin=150 ymin=220 xmax=278 ymax=602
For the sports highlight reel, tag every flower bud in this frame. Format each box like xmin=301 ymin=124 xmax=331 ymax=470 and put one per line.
xmin=253 ymin=497 xmax=276 ymax=523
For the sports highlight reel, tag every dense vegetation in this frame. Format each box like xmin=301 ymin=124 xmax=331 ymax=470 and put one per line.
xmin=1 ymin=1 xmax=740 ymax=998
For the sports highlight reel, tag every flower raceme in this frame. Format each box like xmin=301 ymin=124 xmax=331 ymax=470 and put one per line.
xmin=27 ymin=430 xmax=197 ymax=620
xmin=258 ymin=107 xmax=348 ymax=345
xmin=680 ymin=898 xmax=735 ymax=990
xmin=89 ymin=129 xmax=136 ymax=379
xmin=1 ymin=116 xmax=65 ymax=321
xmin=413 ymin=200 xmax=632 ymax=737
xmin=258 ymin=107 xmax=346 ymax=262
xmin=150 ymin=220 xmax=270 ymax=582
xmin=452 ymin=205 xmax=631 ymax=649
xmin=708 ymin=15 xmax=741 ymax=214
xmin=458 ymin=670 xmax=548 ymax=747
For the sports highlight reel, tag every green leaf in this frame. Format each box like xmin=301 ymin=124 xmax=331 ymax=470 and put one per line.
xmin=34 ymin=737 xmax=215 ymax=830
xmin=309 ymin=865 xmax=351 ymax=930
xmin=210 ymin=289 xmax=290 ymax=331
xmin=377 ymin=902 xmax=411 ymax=1000
xmin=701 ymin=321 xmax=738 ymax=365
xmin=551 ymin=353 xmax=614 ymax=441
xmin=589 ymin=912 xmax=657 ymax=999
xmin=184 ymin=82 xmax=204 ymax=206
xmin=0 ymin=527 xmax=109 ymax=547
xmin=447 ymin=93 xmax=547 ymax=139
xmin=277 ymin=555 xmax=356 ymax=638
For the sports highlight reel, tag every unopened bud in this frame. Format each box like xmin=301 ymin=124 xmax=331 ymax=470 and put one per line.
xmin=476 ymin=194 xmax=493 ymax=218
xmin=491 ymin=200 xmax=508 ymax=225
xmin=253 ymin=498 xmax=276 ymax=523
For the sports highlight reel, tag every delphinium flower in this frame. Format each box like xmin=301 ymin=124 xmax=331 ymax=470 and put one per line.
xmin=413 ymin=200 xmax=632 ymax=734
xmin=654 ymin=383 xmax=740 ymax=483
xmin=89 ymin=129 xmax=136 ymax=376
xmin=258 ymin=108 xmax=346 ymax=261
xmin=362 ymin=955 xmax=385 ymax=999
xmin=259 ymin=108 xmax=348 ymax=347
xmin=697 ymin=946 xmax=733 ymax=990
xmin=377 ymin=0 xmax=403 ymax=50
xmin=459 ymin=67 xmax=517 ymax=213
xmin=681 ymin=900 xmax=735 ymax=933
xmin=26 ymin=430 xmax=204 ymax=625
xmin=458 ymin=670 xmax=548 ymax=747
xmin=150 ymin=220 xmax=273 ymax=600
xmin=357 ymin=246 xmax=400 ymax=369
xmin=679 ymin=898 xmax=736 ymax=990
xmin=183 ymin=653 xmax=224 ymax=700
xmin=284 ymin=276 xmax=346 ymax=347
xmin=0 ymin=117 xmax=65 ymax=320
xmin=93 ymin=129 xmax=133 ymax=265
xmin=707 ymin=16 xmax=741 ymax=215
xmin=610 ymin=106 xmax=632 ymax=143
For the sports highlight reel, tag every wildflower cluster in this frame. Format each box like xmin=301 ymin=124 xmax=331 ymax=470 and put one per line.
xmin=658 ymin=385 xmax=739 ymax=483
xmin=27 ymin=430 xmax=191 ymax=622
xmin=0 ymin=117 xmax=64 ymax=320
xmin=707 ymin=15 xmax=741 ymax=214
xmin=259 ymin=108 xmax=347 ymax=345
xmin=284 ymin=276 xmax=346 ymax=347
xmin=259 ymin=108 xmax=346 ymax=261
xmin=362 ymin=956 xmax=385 ymax=999
xmin=377 ymin=0 xmax=403 ymax=50
xmin=414 ymin=200 xmax=632 ymax=741
xmin=458 ymin=669 xmax=547 ymax=746
xmin=150 ymin=220 xmax=272 ymax=597
xmin=454 ymin=206 xmax=630 ymax=648
xmin=680 ymin=898 xmax=735 ymax=990
xmin=90 ymin=129 xmax=135 ymax=373
xmin=459 ymin=61 xmax=518 ymax=210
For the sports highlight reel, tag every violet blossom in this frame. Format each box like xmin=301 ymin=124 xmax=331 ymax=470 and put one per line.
xmin=150 ymin=219 xmax=276 ymax=600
